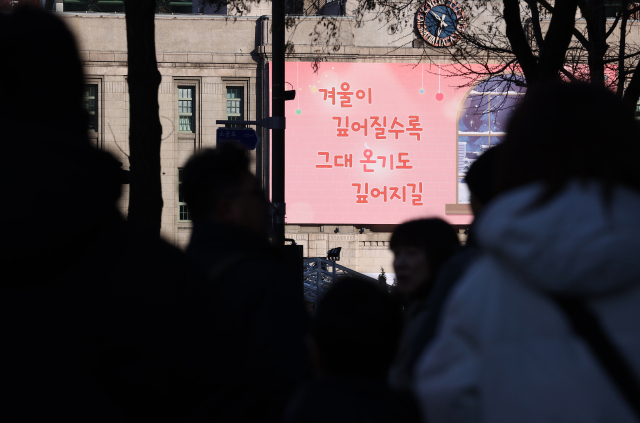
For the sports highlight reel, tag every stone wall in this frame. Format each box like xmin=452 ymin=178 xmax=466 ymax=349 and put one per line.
xmin=285 ymin=226 xmax=394 ymax=274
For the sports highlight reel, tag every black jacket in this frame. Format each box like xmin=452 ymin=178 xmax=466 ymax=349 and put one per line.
xmin=282 ymin=377 xmax=421 ymax=423
xmin=2 ymin=215 xmax=213 ymax=422
xmin=2 ymin=124 xmax=212 ymax=422
xmin=186 ymin=222 xmax=312 ymax=423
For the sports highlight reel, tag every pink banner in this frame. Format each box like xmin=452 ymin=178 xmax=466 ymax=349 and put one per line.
xmin=276 ymin=62 xmax=479 ymax=225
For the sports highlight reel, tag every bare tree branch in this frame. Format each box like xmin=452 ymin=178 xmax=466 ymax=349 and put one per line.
xmin=538 ymin=0 xmax=590 ymax=48
xmin=537 ymin=0 xmax=578 ymax=83
xmin=618 ymin=4 xmax=630 ymax=97
xmin=604 ymin=49 xmax=640 ymax=63
xmin=579 ymin=0 xmax=607 ymax=85
xmin=527 ymin=0 xmax=545 ymax=49
xmin=363 ymin=0 xmax=640 ymax=101
xmin=560 ymin=67 xmax=580 ymax=83
xmin=504 ymin=0 xmax=538 ymax=84
xmin=606 ymin=5 xmax=624 ymax=38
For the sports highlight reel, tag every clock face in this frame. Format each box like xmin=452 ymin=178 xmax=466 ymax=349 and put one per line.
xmin=416 ymin=0 xmax=466 ymax=47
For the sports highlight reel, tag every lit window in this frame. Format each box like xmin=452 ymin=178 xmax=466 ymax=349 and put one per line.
xmin=226 ymin=87 xmax=244 ymax=127
xmin=83 ymin=84 xmax=98 ymax=132
xmin=62 ymin=0 xmax=195 ymax=14
xmin=178 ymin=86 xmax=195 ymax=132
xmin=604 ymin=2 xmax=623 ymax=19
xmin=178 ymin=168 xmax=191 ymax=222
xmin=457 ymin=76 xmax=526 ymax=203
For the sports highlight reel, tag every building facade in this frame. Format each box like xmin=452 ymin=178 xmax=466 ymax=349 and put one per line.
xmin=56 ymin=0 xmax=588 ymax=276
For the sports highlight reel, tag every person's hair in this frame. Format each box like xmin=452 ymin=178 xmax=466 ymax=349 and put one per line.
xmin=498 ymin=82 xmax=640 ymax=204
xmin=314 ymin=277 xmax=403 ymax=380
xmin=465 ymin=144 xmax=503 ymax=207
xmin=0 ymin=6 xmax=88 ymax=137
xmin=389 ymin=218 xmax=460 ymax=291
xmin=181 ymin=143 xmax=251 ymax=222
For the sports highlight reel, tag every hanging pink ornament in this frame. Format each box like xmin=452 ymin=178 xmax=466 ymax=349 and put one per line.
xmin=436 ymin=63 xmax=443 ymax=101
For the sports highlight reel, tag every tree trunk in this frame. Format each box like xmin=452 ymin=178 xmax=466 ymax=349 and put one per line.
xmin=504 ymin=0 xmax=578 ymax=88
xmin=124 ymin=0 xmax=163 ymax=237
xmin=617 ymin=6 xmax=629 ymax=98
xmin=538 ymin=0 xmax=578 ymax=84
xmin=504 ymin=0 xmax=538 ymax=86
xmin=581 ymin=0 xmax=607 ymax=86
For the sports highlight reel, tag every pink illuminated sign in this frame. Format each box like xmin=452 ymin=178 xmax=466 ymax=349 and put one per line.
xmin=275 ymin=62 xmax=478 ymax=225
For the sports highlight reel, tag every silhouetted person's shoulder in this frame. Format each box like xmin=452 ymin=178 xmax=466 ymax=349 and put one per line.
xmin=283 ymin=377 xmax=421 ymax=423
xmin=2 ymin=213 xmax=211 ymax=422
xmin=187 ymin=220 xmax=282 ymax=281
xmin=1 ymin=7 xmax=212 ymax=421
xmin=186 ymin=221 xmax=300 ymax=303
xmin=98 ymin=215 xmax=206 ymax=288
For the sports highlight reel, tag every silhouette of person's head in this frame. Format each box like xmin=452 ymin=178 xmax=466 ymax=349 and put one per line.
xmin=498 ymin=82 xmax=640 ymax=203
xmin=1 ymin=7 xmax=123 ymax=282
xmin=390 ymin=219 xmax=459 ymax=300
xmin=465 ymin=144 xmax=503 ymax=215
xmin=182 ymin=143 xmax=269 ymax=236
xmin=313 ymin=277 xmax=402 ymax=381
xmin=0 ymin=6 xmax=89 ymax=138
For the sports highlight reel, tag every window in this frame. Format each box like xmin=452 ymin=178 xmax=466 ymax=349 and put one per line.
xmin=63 ymin=0 xmax=125 ymax=13
xmin=604 ymin=1 xmax=623 ymax=19
xmin=83 ymin=81 xmax=101 ymax=148
xmin=83 ymin=84 xmax=98 ymax=132
xmin=175 ymin=79 xmax=201 ymax=153
xmin=226 ymin=86 xmax=244 ymax=127
xmin=62 ymin=1 xmax=195 ymax=14
xmin=178 ymin=86 xmax=195 ymax=133
xmin=193 ymin=0 xmax=227 ymax=14
xmin=631 ymin=3 xmax=640 ymax=20
xmin=457 ymin=76 xmax=526 ymax=203
xmin=178 ymin=168 xmax=191 ymax=222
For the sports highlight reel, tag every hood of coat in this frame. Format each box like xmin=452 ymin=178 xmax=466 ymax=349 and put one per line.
xmin=475 ymin=180 xmax=640 ymax=296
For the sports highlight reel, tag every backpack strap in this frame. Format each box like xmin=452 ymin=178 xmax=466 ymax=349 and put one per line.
xmin=553 ymin=296 xmax=640 ymax=420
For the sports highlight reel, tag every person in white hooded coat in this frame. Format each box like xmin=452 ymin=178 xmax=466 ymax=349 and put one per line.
xmin=414 ymin=82 xmax=640 ymax=423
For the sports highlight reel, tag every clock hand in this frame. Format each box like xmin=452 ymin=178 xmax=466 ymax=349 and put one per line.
xmin=441 ymin=14 xmax=448 ymax=27
xmin=431 ymin=10 xmax=442 ymax=21
xmin=437 ymin=26 xmax=442 ymax=38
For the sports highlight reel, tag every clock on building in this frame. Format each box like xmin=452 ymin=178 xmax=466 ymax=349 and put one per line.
xmin=416 ymin=0 xmax=467 ymax=47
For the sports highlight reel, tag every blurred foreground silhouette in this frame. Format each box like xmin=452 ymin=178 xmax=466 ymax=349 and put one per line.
xmin=389 ymin=147 xmax=504 ymax=392
xmin=283 ymin=277 xmax=420 ymax=423
xmin=415 ymin=83 xmax=640 ymax=423
xmin=182 ymin=144 xmax=312 ymax=423
xmin=388 ymin=219 xmax=459 ymax=391
xmin=1 ymin=8 xmax=212 ymax=422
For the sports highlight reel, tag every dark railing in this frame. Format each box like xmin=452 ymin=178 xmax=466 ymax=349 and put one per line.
xmin=303 ymin=257 xmax=378 ymax=307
